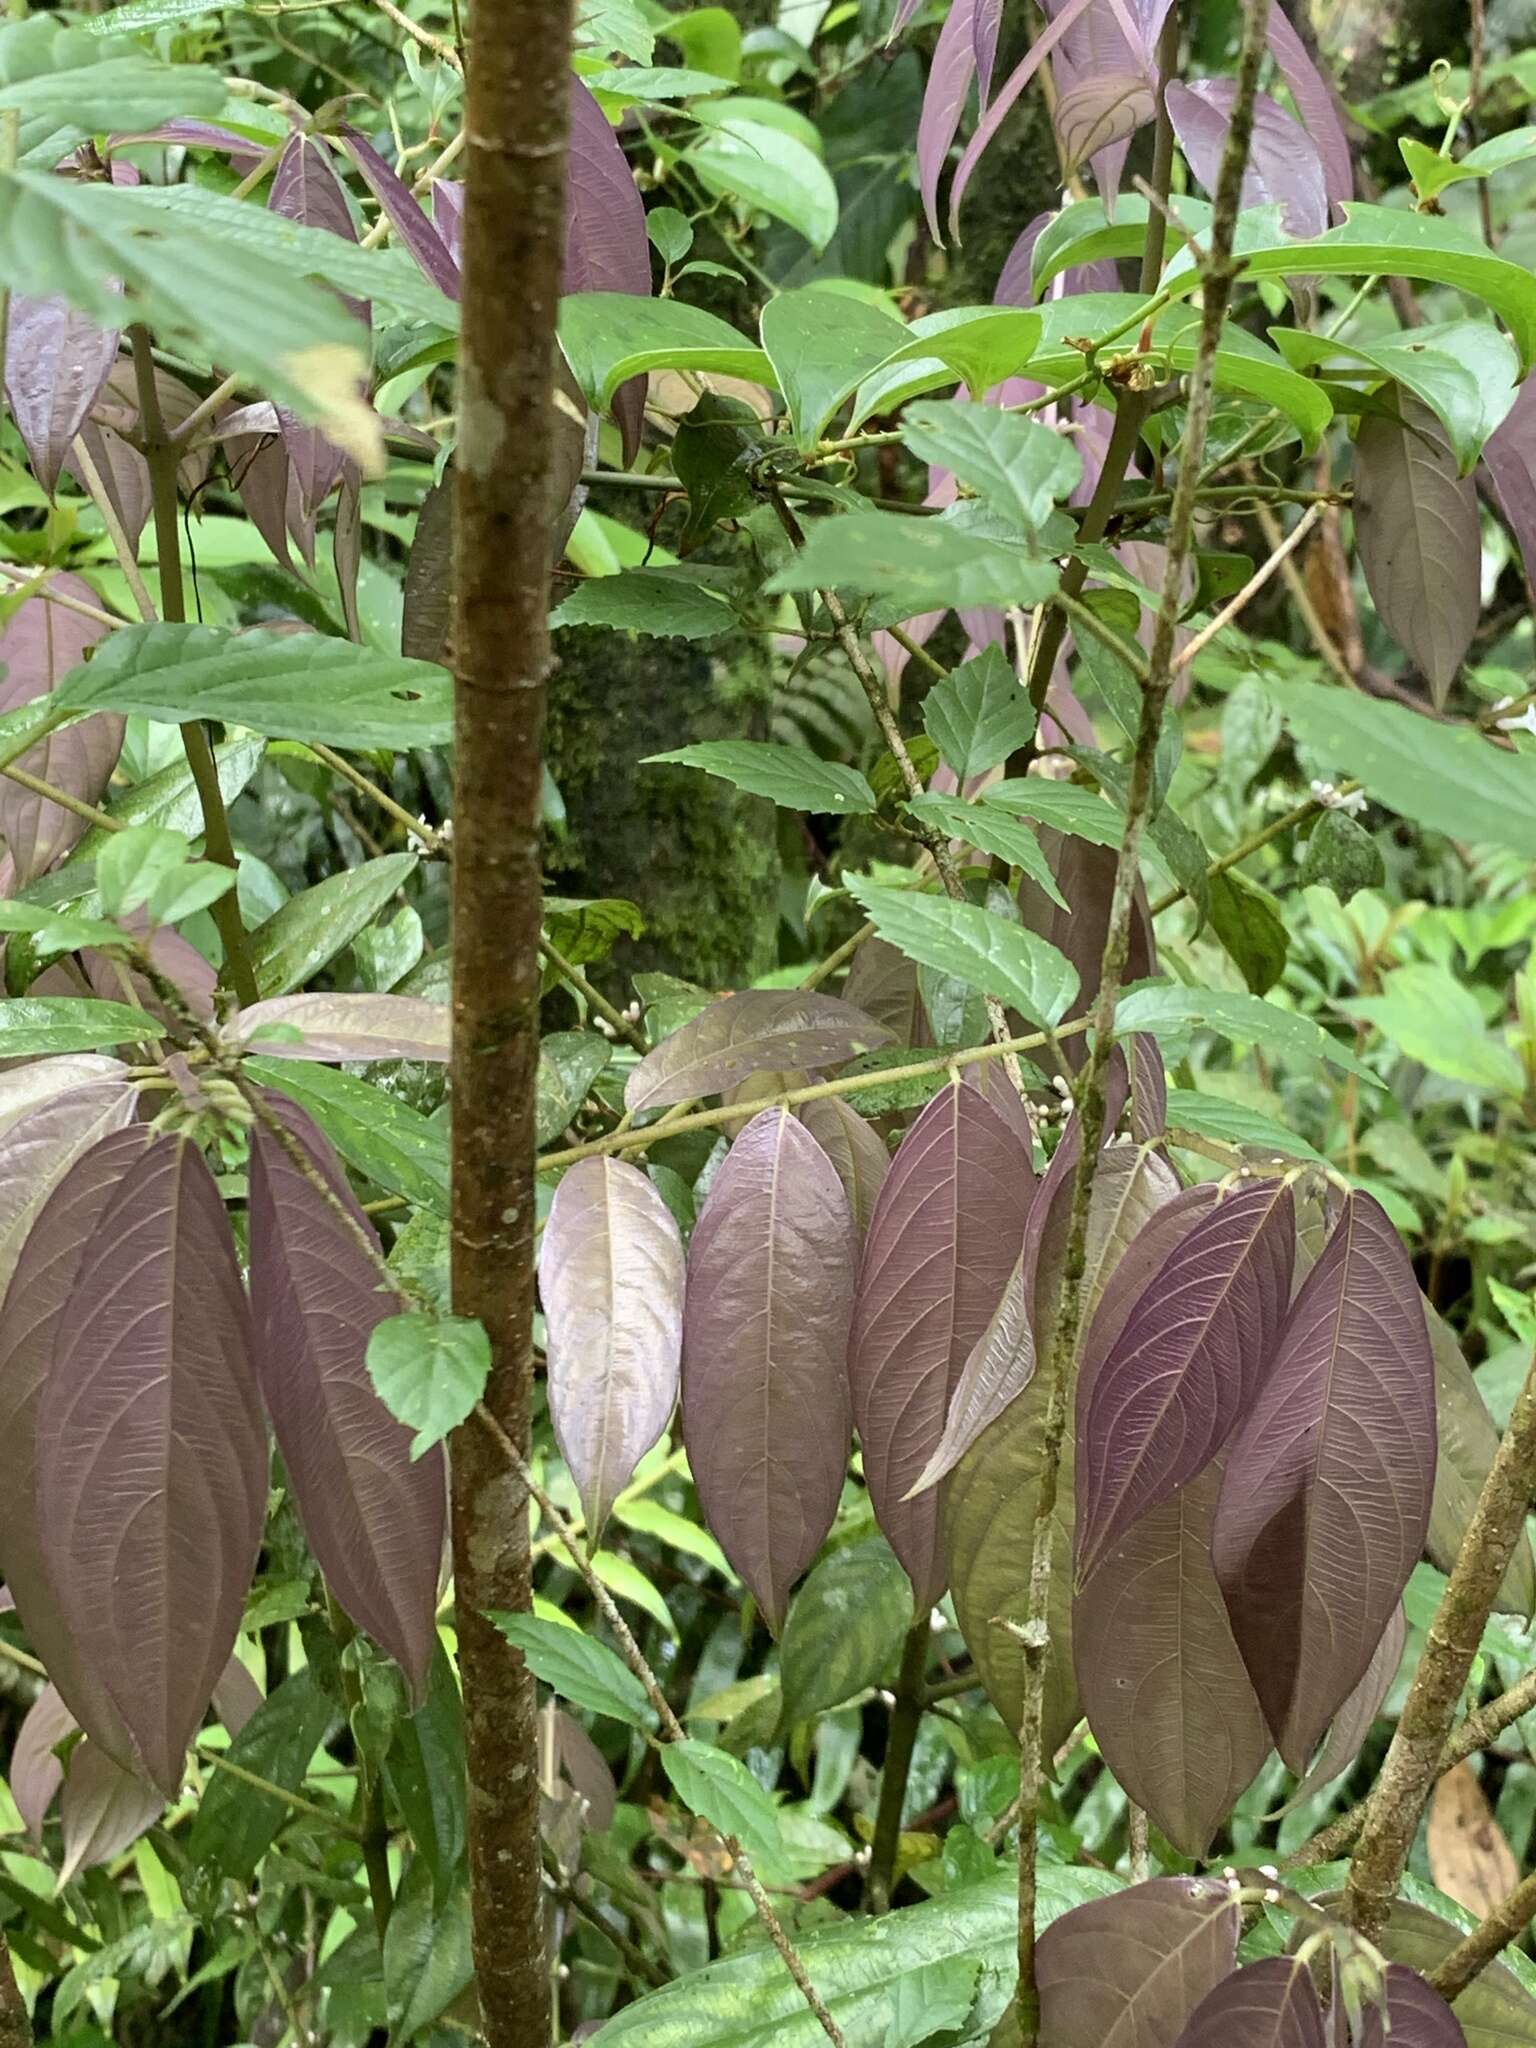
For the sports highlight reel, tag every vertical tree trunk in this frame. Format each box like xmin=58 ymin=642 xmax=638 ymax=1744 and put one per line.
xmin=448 ymin=2 xmax=576 ymax=2041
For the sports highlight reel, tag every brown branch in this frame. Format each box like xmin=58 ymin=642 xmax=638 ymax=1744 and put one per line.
xmin=0 ymin=1937 xmax=31 ymax=2048
xmin=866 ymin=1619 xmax=931 ymax=1913
xmin=1429 ymin=1866 xmax=1536 ymax=2002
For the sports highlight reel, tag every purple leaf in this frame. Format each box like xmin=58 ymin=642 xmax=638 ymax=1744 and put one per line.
xmin=1352 ymin=1967 xmax=1467 ymax=2048
xmin=1427 ymin=1304 xmax=1535 ymax=1615
xmin=842 ymin=936 xmax=930 ymax=1046
xmin=4 ymin=295 xmax=120 ymax=497
xmin=124 ymin=119 xmax=269 ymax=171
xmin=1130 ymin=1033 xmax=1166 ymax=1142
xmin=237 ymin=992 xmax=450 ymax=1064
xmin=269 ymin=135 xmax=367 ymax=522
xmin=1167 ymin=81 xmax=1328 ymax=239
xmin=432 ymin=180 xmax=464 ymax=266
xmin=1173 ymin=1955 xmax=1326 ymax=2048
xmin=1355 ymin=396 xmax=1480 ymax=704
xmin=213 ymin=1656 xmax=264 ymax=1739
xmin=887 ymin=0 xmax=926 ymax=40
xmin=58 ymin=1740 xmax=162 ymax=1885
xmin=82 ymin=911 xmax=217 ymax=1026
xmin=681 ymin=1108 xmax=857 ymax=1633
xmin=0 ymin=1125 xmax=155 ymax=1772
xmin=960 ymin=1058 xmax=1035 ymax=1147
xmin=334 ymin=466 xmax=363 ymax=642
xmin=10 ymin=1683 xmax=73 ymax=1841
xmin=566 ymin=76 xmax=649 ymax=463
xmin=249 ymin=1098 xmax=445 ymax=1699
xmin=625 ymin=989 xmax=892 ymax=1114
xmin=1279 ymin=1603 xmax=1403 ymax=1811
xmin=63 ymin=361 xmax=210 ymax=553
xmin=1266 ymin=3 xmax=1354 ymax=215
xmin=218 ymin=400 xmax=314 ymax=572
xmin=919 ymin=0 xmax=984 ymax=245
xmin=1214 ymin=1191 xmax=1437 ymax=1770
xmin=338 ymin=126 xmax=461 ymax=298
xmin=1036 ymin=1876 xmax=1242 ymax=2047
xmin=0 ymin=579 xmax=122 ymax=885
xmin=947 ymin=0 xmax=1102 ymax=240
xmin=1022 ymin=833 xmax=1157 ymax=1068
xmin=994 ymin=212 xmax=1119 ymax=309
xmin=795 ymin=1096 xmax=890 ymax=1237
xmin=37 ymin=1134 xmax=269 ymax=1794
xmin=1075 ymin=1180 xmax=1295 ymax=1581
xmin=849 ymin=1084 xmax=1032 ymax=1607
xmin=972 ymin=0 xmax=1003 ymax=108
xmin=1053 ymin=65 xmax=1156 ymax=177
xmin=539 ymin=1156 xmax=685 ymax=1538
xmin=0 ymin=1076 xmax=138 ymax=1308
xmin=1480 ymin=377 xmax=1536 ymax=588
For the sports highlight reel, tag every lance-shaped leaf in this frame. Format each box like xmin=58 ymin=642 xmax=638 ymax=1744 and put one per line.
xmin=1035 ymin=1876 xmax=1241 ymax=2048
xmin=37 ymin=1134 xmax=268 ymax=1794
xmin=58 ymin=1740 xmax=163 ymax=1886
xmin=1075 ymin=1180 xmax=1295 ymax=1582
xmin=796 ymin=1097 xmax=890 ymax=1237
xmin=1482 ymin=378 xmax=1536 ymax=586
xmin=539 ymin=1156 xmax=684 ymax=1538
xmin=249 ymin=1097 xmax=445 ymax=1698
xmin=1352 ymin=1966 xmax=1468 ymax=2048
xmin=1354 ymin=399 xmax=1479 ymax=707
xmin=681 ymin=1108 xmax=856 ymax=1633
xmin=1054 ymin=68 xmax=1154 ymax=176
xmin=1280 ymin=1604 xmax=1404 ymax=1811
xmin=0 ymin=577 xmax=121 ymax=885
xmin=625 ymin=990 xmax=891 ymax=1114
xmin=0 ymin=1124 xmax=155 ymax=1770
xmin=236 ymin=992 xmax=450 ymax=1064
xmin=1213 ymin=1191 xmax=1437 ymax=1769
xmin=1130 ymin=1032 xmax=1166 ymax=1143
xmin=565 ymin=75 xmax=650 ymax=461
xmin=1172 ymin=1955 xmax=1326 ymax=2048
xmin=4 ymin=293 xmax=119 ymax=495
xmin=269 ymin=133 xmax=366 ymax=521
xmin=10 ymin=1682 xmax=74 ymax=1840
xmin=849 ymin=1084 xmax=1033 ymax=1608
xmin=1266 ymin=1 xmax=1353 ymax=214
xmin=1425 ymin=1303 xmax=1535 ymax=1616
xmin=0 ymin=1074 xmax=138 ymax=1308
xmin=338 ymin=125 xmax=461 ymax=298
xmin=918 ymin=0 xmax=984 ymax=244
xmin=1167 ymin=82 xmax=1328 ymax=239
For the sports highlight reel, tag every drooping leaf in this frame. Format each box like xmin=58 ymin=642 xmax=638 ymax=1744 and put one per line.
xmin=1171 ymin=1955 xmax=1326 ymax=2048
xmin=248 ymin=1096 xmax=445 ymax=1698
xmin=58 ymin=1741 xmax=163 ymax=1886
xmin=1055 ymin=70 xmax=1156 ymax=177
xmin=490 ymin=1613 xmax=654 ymax=1729
xmin=8 ymin=1683 xmax=73 ymax=1840
xmin=916 ymin=0 xmax=984 ymax=243
xmin=538 ymin=1156 xmax=685 ymax=1537
xmin=267 ymin=132 xmax=364 ymax=520
xmin=338 ymin=125 xmax=461 ymax=299
xmin=1426 ymin=1305 xmax=1536 ymax=1616
xmin=1353 ymin=399 xmax=1479 ymax=706
xmin=681 ymin=1108 xmax=857 ymax=1633
xmin=0 ymin=582 xmax=121 ymax=886
xmin=646 ymin=740 xmax=876 ymax=815
xmin=1075 ymin=1180 xmax=1295 ymax=1581
xmin=796 ymin=1096 xmax=890 ymax=1236
xmin=849 ymin=1083 xmax=1033 ymax=1607
xmin=1266 ymin=1 xmax=1353 ymax=212
xmin=1214 ymin=1191 xmax=1437 ymax=1768
xmin=920 ymin=645 xmax=1036 ymax=783
xmin=3 ymin=295 xmax=120 ymax=497
xmin=36 ymin=1133 xmax=268 ymax=1794
xmin=662 ymin=1738 xmax=783 ymax=1858
xmin=777 ymin=1537 xmax=913 ymax=1726
xmin=236 ymin=992 xmax=450 ymax=1064
xmin=366 ymin=1310 xmax=491 ymax=1460
xmin=186 ymin=1669 xmax=337 ymax=1882
xmin=0 ymin=1075 xmax=138 ymax=1310
xmin=1035 ymin=1876 xmax=1241 ymax=2048
xmin=625 ymin=989 xmax=891 ymax=1114
xmin=846 ymin=880 xmax=1079 ymax=1032
xmin=1167 ymin=82 xmax=1328 ymax=239
xmin=759 ymin=286 xmax=907 ymax=450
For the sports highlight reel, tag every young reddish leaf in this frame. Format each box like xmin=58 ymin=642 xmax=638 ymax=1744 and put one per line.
xmin=849 ymin=1084 xmax=1033 ymax=1607
xmin=681 ymin=1108 xmax=857 ymax=1633
xmin=1075 ymin=1180 xmax=1295 ymax=1582
xmin=1130 ymin=1032 xmax=1167 ymax=1143
xmin=338 ymin=126 xmax=461 ymax=298
xmin=1352 ymin=1966 xmax=1467 ymax=2048
xmin=1266 ymin=2 xmax=1354 ymax=214
xmin=1482 ymin=378 xmax=1536 ymax=587
xmin=58 ymin=1740 xmax=163 ymax=1885
xmin=1035 ymin=1875 xmax=1241 ymax=2048
xmin=1166 ymin=82 xmax=1328 ymax=239
xmin=63 ymin=361 xmax=209 ymax=553
xmin=4 ymin=294 xmax=120 ymax=496
xmin=9 ymin=1682 xmax=74 ymax=1841
xmin=1213 ymin=1191 xmax=1437 ymax=1769
xmin=0 ymin=1124 xmax=156 ymax=1771
xmin=945 ymin=0 xmax=1101 ymax=239
xmin=1054 ymin=68 xmax=1155 ymax=176
xmin=1280 ymin=1604 xmax=1404 ymax=1811
xmin=1172 ymin=1955 xmax=1326 ymax=2048
xmin=269 ymin=134 xmax=367 ymax=521
xmin=842 ymin=936 xmax=930 ymax=1046
xmin=236 ymin=992 xmax=450 ymax=1063
xmin=539 ymin=1156 xmax=685 ymax=1537
xmin=565 ymin=77 xmax=649 ymax=462
xmin=249 ymin=1097 xmax=445 ymax=1699
xmin=37 ymin=1134 xmax=269 ymax=1795
xmin=795 ymin=1096 xmax=890 ymax=1237
xmin=918 ymin=0 xmax=985 ymax=244
xmin=0 ymin=579 xmax=121 ymax=884
xmin=220 ymin=401 xmax=314 ymax=572
xmin=0 ymin=1075 xmax=138 ymax=1306
xmin=1354 ymin=399 xmax=1479 ymax=707
xmin=625 ymin=989 xmax=892 ymax=1114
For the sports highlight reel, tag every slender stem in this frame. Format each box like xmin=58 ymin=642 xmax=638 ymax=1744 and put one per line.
xmin=307 ymin=740 xmax=449 ymax=856
xmin=1249 ymin=494 xmax=1358 ymax=687
xmin=194 ymin=1739 xmax=364 ymax=1839
xmin=1431 ymin=1867 xmax=1536 ymax=2000
xmin=128 ymin=326 xmax=260 ymax=1007
xmin=70 ymin=435 xmax=159 ymax=626
xmin=0 ymin=564 xmax=123 ymax=634
xmin=325 ymin=1596 xmax=394 ymax=1942
xmin=1127 ymin=1804 xmax=1150 ymax=1883
xmin=1049 ymin=590 xmax=1150 ymax=682
xmin=539 ymin=937 xmax=648 ymax=1052
xmin=373 ymin=0 xmax=463 ymax=67
xmin=1172 ymin=502 xmax=1325 ymax=671
xmin=866 ymin=1620 xmax=931 ymax=1913
xmin=799 ymin=920 xmax=874 ymax=991
xmin=541 ymin=1847 xmax=669 ymax=1990
xmin=0 ymin=760 xmax=119 ymax=835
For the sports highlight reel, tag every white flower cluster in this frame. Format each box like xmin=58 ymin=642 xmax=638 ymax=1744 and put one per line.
xmin=1308 ymin=779 xmax=1366 ymax=816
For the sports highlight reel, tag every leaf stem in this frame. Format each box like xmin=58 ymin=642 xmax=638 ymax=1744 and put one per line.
xmin=1172 ymin=502 xmax=1326 ymax=672
xmin=324 ymin=1595 xmax=395 ymax=1942
xmin=539 ymin=937 xmax=649 ymax=1052
xmin=866 ymin=1619 xmax=931 ymax=1913
xmin=1430 ymin=1866 xmax=1536 ymax=2001
xmin=193 ymin=1738 xmax=364 ymax=1840
xmin=0 ymin=564 xmax=123 ymax=635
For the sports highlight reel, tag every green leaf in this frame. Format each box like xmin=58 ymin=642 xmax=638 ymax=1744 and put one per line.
xmin=982 ymin=779 xmax=1123 ymax=848
xmin=846 ymin=879 xmax=1079 ymax=1030
xmin=1219 ymin=675 xmax=1283 ymax=794
xmin=587 ymin=1866 xmax=1122 ymax=2048
xmin=366 ymin=1311 xmax=491 ymax=1460
xmin=766 ymin=509 xmax=1058 ymax=614
xmin=544 ymin=896 xmax=646 ymax=967
xmin=1298 ymin=806 xmax=1385 ymax=901
xmin=245 ymin=1057 xmax=450 ymax=1215
xmin=1342 ymin=964 xmax=1525 ymax=1094
xmin=561 ymin=292 xmax=772 ymax=412
xmin=921 ymin=647 xmax=1036 ymax=781
xmin=1282 ymin=680 xmax=1536 ymax=858
xmin=585 ymin=64 xmax=735 ymax=108
xmin=1402 ymin=127 xmax=1536 ymax=202
xmin=0 ymin=996 xmax=158 ymax=1053
xmin=83 ymin=0 xmax=250 ymax=28
xmin=535 ymin=1031 xmax=612 ymax=1145
xmin=1207 ymin=869 xmax=1289 ymax=997
xmin=552 ymin=568 xmax=736 ymax=640
xmin=646 ymin=741 xmax=875 ymax=814
xmin=74 ymin=736 xmax=266 ymax=864
xmin=1271 ymin=320 xmax=1518 ymax=472
xmin=576 ymin=0 xmax=656 ymax=60
xmin=885 ymin=1958 xmax=981 ymax=2048
xmin=778 ymin=1538 xmax=912 ymax=1727
xmin=0 ymin=904 xmax=126 ymax=960
xmin=385 ymin=1641 xmax=466 ymax=1910
xmin=1030 ymin=196 xmax=1211 ymax=294
xmin=903 ymin=796 xmax=1064 ymax=906
xmin=187 ymin=1672 xmax=335 ymax=1883
xmin=661 ymin=1739 xmax=783 ymax=1858
xmin=247 ymin=854 xmax=419 ymax=997
xmin=647 ymin=206 xmax=694 ymax=262
xmin=489 ymin=1614 xmax=654 ymax=1728
xmin=0 ymin=30 xmax=225 ymax=139
xmin=383 ymin=1863 xmax=474 ymax=2046
xmin=53 ymin=625 xmax=451 ymax=752
xmin=96 ymin=825 xmax=195 ymax=916
xmin=759 ymin=287 xmax=908 ymax=449
xmin=899 ymin=402 xmax=1082 ymax=533
xmin=671 ymin=393 xmax=765 ymax=549
xmin=849 ymin=308 xmax=1043 ymax=424
xmin=1116 ymin=984 xmax=1374 ymax=1080
xmin=685 ymin=117 xmax=838 ymax=250
xmin=1162 ymin=1089 xmax=1324 ymax=1163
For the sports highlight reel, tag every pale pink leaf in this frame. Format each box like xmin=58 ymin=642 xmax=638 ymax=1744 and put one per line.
xmin=237 ymin=993 xmax=449 ymax=1064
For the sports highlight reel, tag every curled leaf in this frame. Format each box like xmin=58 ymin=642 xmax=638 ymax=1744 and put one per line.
xmin=4 ymin=293 xmax=119 ymax=496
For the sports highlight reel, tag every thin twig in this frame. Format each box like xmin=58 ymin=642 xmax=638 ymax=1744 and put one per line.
xmin=1172 ymin=502 xmax=1325 ymax=671
xmin=0 ymin=564 xmax=123 ymax=634
xmin=372 ymin=0 xmax=462 ymax=67
xmin=1430 ymin=1866 xmax=1536 ymax=2000
xmin=540 ymin=937 xmax=649 ymax=1052
xmin=307 ymin=741 xmax=449 ymax=856
xmin=70 ymin=434 xmax=158 ymax=625
xmin=0 ymin=761 xmax=120 ymax=836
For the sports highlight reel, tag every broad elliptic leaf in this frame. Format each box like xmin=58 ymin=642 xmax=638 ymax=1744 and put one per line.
xmin=681 ymin=1107 xmax=857 ymax=1632
xmin=58 ymin=1740 xmax=163 ymax=1885
xmin=625 ymin=989 xmax=891 ymax=1114
xmin=236 ymin=992 xmax=450 ymax=1064
xmin=0 ymin=578 xmax=120 ymax=885
xmin=1035 ymin=1876 xmax=1241 ymax=2048
xmin=1353 ymin=399 xmax=1479 ymax=706
xmin=766 ymin=507 xmax=1059 ymax=614
xmin=560 ymin=292 xmax=772 ymax=413
xmin=0 ymin=1125 xmax=155 ymax=1772
xmin=796 ymin=1096 xmax=890 ymax=1237
xmin=1075 ymin=1180 xmax=1295 ymax=1581
xmin=847 ymin=880 xmax=1079 ymax=1032
xmin=1172 ymin=1955 xmax=1326 ymax=2048
xmin=662 ymin=1737 xmax=783 ymax=1859
xmin=777 ymin=1536 xmax=913 ymax=1726
xmin=1214 ymin=1191 xmax=1437 ymax=1769
xmin=248 ymin=1096 xmax=446 ymax=1698
xmin=1115 ymin=983 xmax=1372 ymax=1081
xmin=491 ymin=1612 xmax=654 ymax=1729
xmin=36 ymin=1134 xmax=268 ymax=1794
xmin=1426 ymin=1304 xmax=1536 ymax=1616
xmin=1167 ymin=82 xmax=1328 ymax=239
xmin=538 ymin=1156 xmax=685 ymax=1536
xmin=1353 ymin=1965 xmax=1468 ymax=2048
xmin=1282 ymin=1604 xmax=1405 ymax=1810
xmin=759 ymin=285 xmax=907 ymax=450
xmin=685 ymin=114 xmax=838 ymax=252
xmin=366 ymin=1310 xmax=491 ymax=1460
xmin=244 ymin=1056 xmax=450 ymax=1216
xmin=849 ymin=1083 xmax=1033 ymax=1607
xmin=0 ymin=1076 xmax=138 ymax=1310
xmin=4 ymin=295 xmax=120 ymax=496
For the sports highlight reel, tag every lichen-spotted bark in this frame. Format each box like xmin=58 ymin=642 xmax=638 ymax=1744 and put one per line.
xmin=449 ymin=2 xmax=577 ymax=2040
